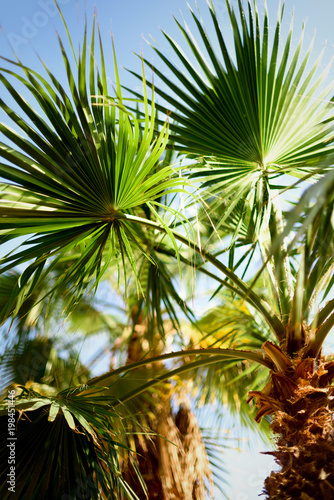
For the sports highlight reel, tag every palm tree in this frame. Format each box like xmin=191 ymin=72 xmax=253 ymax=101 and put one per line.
xmin=1 ymin=0 xmax=334 ymax=498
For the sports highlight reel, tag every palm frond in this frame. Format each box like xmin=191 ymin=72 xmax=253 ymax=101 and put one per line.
xmin=274 ymin=169 xmax=334 ymax=356
xmin=0 ymin=271 xmax=41 ymax=334
xmin=0 ymin=386 xmax=140 ymax=500
xmin=0 ymin=337 xmax=91 ymax=395
xmin=0 ymin=16 xmax=191 ymax=319
xmin=134 ymin=0 xmax=334 ymax=168
xmin=127 ymin=0 xmax=334 ymax=250
xmin=180 ymin=293 xmax=274 ymax=434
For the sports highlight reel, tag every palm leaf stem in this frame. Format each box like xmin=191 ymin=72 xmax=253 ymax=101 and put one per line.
xmin=86 ymin=347 xmax=273 ymax=389
xmin=269 ymin=200 xmax=294 ymax=317
xmin=311 ymin=298 xmax=334 ymax=331
xmin=122 ymin=213 xmax=285 ymax=339
xmin=304 ymin=311 xmax=334 ymax=359
xmin=114 ymin=354 xmax=268 ymax=406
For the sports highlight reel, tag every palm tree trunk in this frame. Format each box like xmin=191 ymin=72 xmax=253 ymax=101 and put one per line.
xmin=248 ymin=354 xmax=334 ymax=499
xmin=121 ymin=324 xmax=212 ymax=499
xmin=123 ymin=402 xmax=211 ymax=500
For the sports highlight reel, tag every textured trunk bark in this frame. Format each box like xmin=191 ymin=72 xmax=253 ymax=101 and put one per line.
xmin=264 ymin=384 xmax=334 ymax=499
xmin=123 ymin=403 xmax=211 ymax=500
xmin=248 ymin=348 xmax=334 ymax=499
xmin=121 ymin=324 xmax=212 ymax=499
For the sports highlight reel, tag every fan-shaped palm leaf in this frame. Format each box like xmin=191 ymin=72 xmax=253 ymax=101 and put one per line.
xmin=127 ymin=0 xmax=334 ymax=294
xmin=130 ymin=0 xmax=334 ymax=178
xmin=0 ymin=385 xmax=141 ymax=500
xmin=0 ymin=15 xmax=190 ymax=317
xmin=125 ymin=0 xmax=334 ymax=329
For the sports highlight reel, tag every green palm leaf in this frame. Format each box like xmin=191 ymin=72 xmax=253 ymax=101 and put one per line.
xmin=0 ymin=16 xmax=190 ymax=316
xmin=0 ymin=271 xmax=41 ymax=333
xmin=0 ymin=337 xmax=91 ymax=395
xmin=127 ymin=0 xmax=334 ymax=254
xmin=132 ymin=0 xmax=334 ymax=170
xmin=0 ymin=387 xmax=139 ymax=500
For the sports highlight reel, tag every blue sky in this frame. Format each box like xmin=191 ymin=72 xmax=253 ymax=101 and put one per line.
xmin=1 ymin=0 xmax=334 ymax=83
xmin=1 ymin=1 xmax=334 ymax=499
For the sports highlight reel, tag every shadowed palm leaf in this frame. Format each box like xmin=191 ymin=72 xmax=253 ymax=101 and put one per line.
xmin=0 ymin=386 xmax=140 ymax=500
xmin=1 ymin=1 xmax=334 ymax=498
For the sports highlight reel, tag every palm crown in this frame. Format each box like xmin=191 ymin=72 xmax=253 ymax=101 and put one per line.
xmin=1 ymin=1 xmax=334 ymax=499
